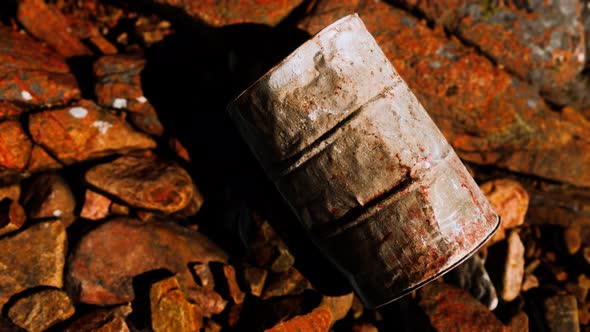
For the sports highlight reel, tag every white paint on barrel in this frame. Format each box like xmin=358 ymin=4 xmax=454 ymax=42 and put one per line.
xmin=308 ymin=108 xmax=337 ymax=121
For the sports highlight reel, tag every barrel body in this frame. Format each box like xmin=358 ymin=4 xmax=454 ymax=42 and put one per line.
xmin=228 ymin=14 xmax=499 ymax=308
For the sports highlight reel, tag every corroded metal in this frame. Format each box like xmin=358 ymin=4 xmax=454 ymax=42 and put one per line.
xmin=228 ymin=14 xmax=499 ymax=308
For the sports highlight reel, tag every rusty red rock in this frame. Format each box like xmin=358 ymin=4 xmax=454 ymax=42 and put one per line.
xmin=17 ymin=0 xmax=91 ymax=58
xmin=85 ymin=154 xmax=199 ymax=214
xmin=67 ymin=217 xmax=228 ymax=306
xmin=29 ymin=100 xmax=156 ymax=164
xmin=0 ymin=220 xmax=67 ymax=310
xmin=0 ymin=26 xmax=80 ymax=107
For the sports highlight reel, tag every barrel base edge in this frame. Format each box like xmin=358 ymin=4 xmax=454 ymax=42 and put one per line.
xmin=358 ymin=214 xmax=501 ymax=309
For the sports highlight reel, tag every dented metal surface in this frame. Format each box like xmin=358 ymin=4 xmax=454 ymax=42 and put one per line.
xmin=228 ymin=14 xmax=499 ymax=308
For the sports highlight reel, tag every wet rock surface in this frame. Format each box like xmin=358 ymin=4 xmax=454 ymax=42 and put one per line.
xmin=0 ymin=0 xmax=587 ymax=330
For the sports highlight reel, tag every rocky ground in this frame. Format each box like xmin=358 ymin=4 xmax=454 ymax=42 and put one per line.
xmin=0 ymin=0 xmax=588 ymax=331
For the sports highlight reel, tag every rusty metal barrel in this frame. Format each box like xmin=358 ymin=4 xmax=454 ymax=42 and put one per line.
xmin=227 ymin=14 xmax=499 ymax=308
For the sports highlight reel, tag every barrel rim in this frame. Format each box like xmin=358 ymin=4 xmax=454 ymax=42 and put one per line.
xmin=360 ymin=213 xmax=501 ymax=309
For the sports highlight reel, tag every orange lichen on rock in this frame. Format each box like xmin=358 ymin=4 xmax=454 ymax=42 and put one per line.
xmin=265 ymin=307 xmax=332 ymax=332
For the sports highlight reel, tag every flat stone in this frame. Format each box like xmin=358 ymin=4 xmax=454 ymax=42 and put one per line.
xmin=67 ymin=217 xmax=228 ymax=305
xmin=150 ymin=0 xmax=305 ymax=27
xmin=480 ymin=179 xmax=529 ymax=244
xmin=299 ymin=0 xmax=590 ymax=188
xmin=94 ymin=55 xmax=164 ymax=136
xmin=80 ymin=189 xmax=111 ymax=221
xmin=0 ymin=220 xmax=66 ymax=310
xmin=0 ymin=198 xmax=26 ymax=237
xmin=63 ymin=306 xmax=131 ymax=332
xmin=29 ymin=100 xmax=156 ymax=164
xmin=222 ymin=265 xmax=246 ymax=304
xmin=501 ymin=231 xmax=525 ymax=302
xmin=394 ymin=0 xmax=587 ymax=108
xmin=85 ymin=154 xmax=198 ymax=214
xmin=93 ymin=55 xmax=157 ymax=115
xmin=17 ymin=0 xmax=91 ymax=58
xmin=172 ymin=183 xmax=204 ymax=219
xmin=0 ymin=121 xmax=33 ymax=178
xmin=262 ymin=267 xmax=312 ymax=300
xmin=150 ymin=276 xmax=203 ymax=332
xmin=544 ymin=294 xmax=580 ymax=332
xmin=417 ymin=282 xmax=504 ymax=332
xmin=62 ymin=13 xmax=117 ymax=55
xmin=265 ymin=307 xmax=332 ymax=332
xmin=26 ymin=145 xmax=62 ymax=173
xmin=22 ymin=173 xmax=76 ymax=226
xmin=523 ymin=179 xmax=590 ymax=230
xmin=0 ymin=26 xmax=80 ymax=107
xmin=7 ymin=288 xmax=75 ymax=332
